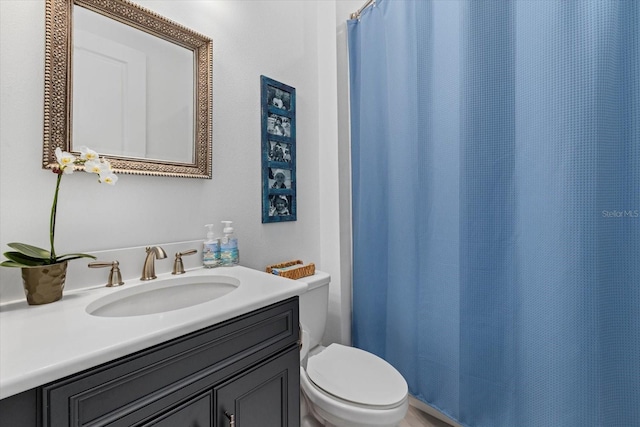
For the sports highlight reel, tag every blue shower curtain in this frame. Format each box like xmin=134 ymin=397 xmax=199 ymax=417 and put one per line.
xmin=348 ymin=1 xmax=639 ymax=426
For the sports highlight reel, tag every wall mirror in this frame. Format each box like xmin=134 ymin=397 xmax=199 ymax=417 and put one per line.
xmin=44 ymin=0 xmax=213 ymax=178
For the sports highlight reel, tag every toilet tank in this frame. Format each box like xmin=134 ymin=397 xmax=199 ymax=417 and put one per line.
xmin=297 ymin=271 xmax=331 ymax=350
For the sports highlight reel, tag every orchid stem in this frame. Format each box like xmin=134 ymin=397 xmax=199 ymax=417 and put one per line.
xmin=49 ymin=172 xmax=62 ymax=262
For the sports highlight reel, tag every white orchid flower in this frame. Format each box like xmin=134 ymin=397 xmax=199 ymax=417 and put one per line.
xmin=77 ymin=146 xmax=99 ymax=161
xmin=99 ymin=171 xmax=118 ymax=185
xmin=101 ymin=159 xmax=113 ymax=171
xmin=85 ymin=155 xmax=117 ymax=185
xmin=84 ymin=160 xmax=104 ymax=174
xmin=54 ymin=147 xmax=77 ymax=173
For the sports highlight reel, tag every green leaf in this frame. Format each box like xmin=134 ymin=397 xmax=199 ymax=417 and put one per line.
xmin=2 ymin=244 xmax=97 ymax=268
xmin=1 ymin=260 xmax=24 ymax=268
xmin=3 ymin=251 xmax=49 ymax=266
xmin=7 ymin=243 xmax=51 ymax=259
xmin=56 ymin=253 xmax=97 ymax=262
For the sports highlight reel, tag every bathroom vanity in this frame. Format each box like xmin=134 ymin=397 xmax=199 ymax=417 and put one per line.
xmin=0 ymin=267 xmax=306 ymax=426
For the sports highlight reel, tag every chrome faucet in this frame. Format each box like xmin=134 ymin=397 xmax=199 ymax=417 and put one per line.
xmin=141 ymin=246 xmax=167 ymax=280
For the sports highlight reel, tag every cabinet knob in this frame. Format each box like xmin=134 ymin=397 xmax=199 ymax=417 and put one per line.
xmin=224 ymin=411 xmax=235 ymax=427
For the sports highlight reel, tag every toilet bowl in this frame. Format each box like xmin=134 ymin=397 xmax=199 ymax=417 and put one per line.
xmin=297 ymin=272 xmax=408 ymax=427
xmin=300 ymin=343 xmax=408 ymax=427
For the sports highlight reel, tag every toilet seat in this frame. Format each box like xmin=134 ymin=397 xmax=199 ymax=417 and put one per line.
xmin=300 ymin=365 xmax=408 ymax=427
xmin=306 ymin=344 xmax=407 ymax=407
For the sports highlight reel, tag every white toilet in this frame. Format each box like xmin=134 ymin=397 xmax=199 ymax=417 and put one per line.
xmin=297 ymin=272 xmax=409 ymax=427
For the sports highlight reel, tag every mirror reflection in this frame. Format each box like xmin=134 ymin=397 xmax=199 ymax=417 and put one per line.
xmin=73 ymin=5 xmax=194 ymax=163
xmin=43 ymin=0 xmax=212 ymax=178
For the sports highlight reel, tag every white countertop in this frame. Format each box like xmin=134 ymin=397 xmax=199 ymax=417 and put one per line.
xmin=0 ymin=266 xmax=308 ymax=400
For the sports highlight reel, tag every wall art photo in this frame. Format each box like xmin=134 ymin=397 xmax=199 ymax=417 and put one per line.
xmin=268 ymin=140 xmax=292 ymax=163
xmin=261 ymin=76 xmax=296 ymax=223
xmin=268 ymin=194 xmax=293 ymax=217
xmin=267 ymin=85 xmax=292 ymax=111
xmin=269 ymin=167 xmax=292 ymax=189
xmin=267 ymin=113 xmax=291 ymax=137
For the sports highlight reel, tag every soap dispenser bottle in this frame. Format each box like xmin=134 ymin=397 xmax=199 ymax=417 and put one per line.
xmin=203 ymin=224 xmax=220 ymax=268
xmin=220 ymin=221 xmax=239 ymax=266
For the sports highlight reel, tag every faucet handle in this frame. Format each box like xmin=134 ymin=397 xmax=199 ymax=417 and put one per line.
xmin=172 ymin=249 xmax=198 ymax=275
xmin=89 ymin=261 xmax=124 ymax=287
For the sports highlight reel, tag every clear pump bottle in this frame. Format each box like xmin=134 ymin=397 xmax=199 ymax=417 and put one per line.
xmin=220 ymin=221 xmax=239 ymax=266
xmin=203 ymin=224 xmax=220 ymax=268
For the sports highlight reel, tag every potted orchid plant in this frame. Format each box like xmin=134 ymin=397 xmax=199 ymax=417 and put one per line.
xmin=1 ymin=146 xmax=117 ymax=304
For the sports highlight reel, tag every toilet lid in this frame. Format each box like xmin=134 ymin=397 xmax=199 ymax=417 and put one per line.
xmin=306 ymin=344 xmax=408 ymax=407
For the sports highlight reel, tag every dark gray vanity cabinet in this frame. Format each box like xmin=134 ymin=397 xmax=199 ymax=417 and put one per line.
xmin=138 ymin=390 xmax=213 ymax=426
xmin=215 ymin=346 xmax=299 ymax=426
xmin=0 ymin=297 xmax=300 ymax=427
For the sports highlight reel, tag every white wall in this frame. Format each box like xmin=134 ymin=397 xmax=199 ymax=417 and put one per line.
xmin=314 ymin=0 xmax=365 ymax=346
xmin=0 ymin=0 xmax=348 ymax=344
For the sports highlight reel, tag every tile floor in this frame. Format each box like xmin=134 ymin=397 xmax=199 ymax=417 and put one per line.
xmin=399 ymin=405 xmax=455 ymax=427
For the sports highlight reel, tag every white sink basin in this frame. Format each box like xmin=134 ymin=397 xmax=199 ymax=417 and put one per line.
xmin=86 ymin=275 xmax=240 ymax=317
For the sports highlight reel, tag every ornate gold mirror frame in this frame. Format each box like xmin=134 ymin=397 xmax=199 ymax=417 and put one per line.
xmin=44 ymin=0 xmax=213 ymax=178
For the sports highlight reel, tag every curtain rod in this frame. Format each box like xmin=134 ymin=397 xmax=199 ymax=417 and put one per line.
xmin=350 ymin=0 xmax=375 ymax=20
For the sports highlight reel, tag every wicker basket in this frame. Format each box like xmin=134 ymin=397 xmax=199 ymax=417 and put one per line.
xmin=266 ymin=260 xmax=315 ymax=280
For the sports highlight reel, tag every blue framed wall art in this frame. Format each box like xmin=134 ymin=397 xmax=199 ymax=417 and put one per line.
xmin=261 ymin=76 xmax=296 ymax=223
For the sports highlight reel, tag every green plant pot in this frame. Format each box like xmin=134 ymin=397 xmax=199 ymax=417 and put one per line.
xmin=20 ymin=261 xmax=68 ymax=305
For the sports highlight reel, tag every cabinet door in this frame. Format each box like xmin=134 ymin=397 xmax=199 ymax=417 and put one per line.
xmin=216 ymin=346 xmax=300 ymax=427
xmin=140 ymin=391 xmax=212 ymax=427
